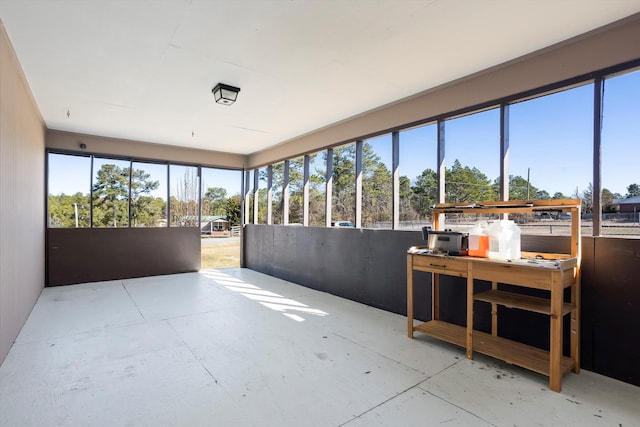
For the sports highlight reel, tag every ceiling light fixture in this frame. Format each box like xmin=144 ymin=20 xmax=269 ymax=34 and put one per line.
xmin=212 ymin=83 xmax=240 ymax=106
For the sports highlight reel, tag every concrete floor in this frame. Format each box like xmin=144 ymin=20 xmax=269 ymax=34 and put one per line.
xmin=1 ymin=269 xmax=638 ymax=426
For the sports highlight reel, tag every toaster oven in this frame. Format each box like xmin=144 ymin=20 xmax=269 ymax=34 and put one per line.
xmin=421 ymin=227 xmax=469 ymax=256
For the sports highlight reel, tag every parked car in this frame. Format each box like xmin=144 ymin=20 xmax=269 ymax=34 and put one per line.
xmin=537 ymin=212 xmax=554 ymax=221
xmin=331 ymin=221 xmax=355 ymax=228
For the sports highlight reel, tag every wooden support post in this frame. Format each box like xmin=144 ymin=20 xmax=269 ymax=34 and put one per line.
xmin=466 ymin=263 xmax=474 ymax=360
xmin=491 ymin=281 xmax=498 ymax=336
xmin=571 ymin=267 xmax=581 ymax=373
xmin=433 ymin=273 xmax=440 ymax=320
xmin=549 ymin=273 xmax=563 ymax=392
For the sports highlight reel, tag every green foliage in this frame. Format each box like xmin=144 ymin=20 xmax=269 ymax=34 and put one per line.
xmin=411 ymin=169 xmax=437 ymax=220
xmin=92 ymin=164 xmax=161 ymax=227
xmin=48 ymin=192 xmax=90 ymax=228
xmin=202 ymin=187 xmax=229 ymax=217
xmin=626 ymin=183 xmax=640 ymax=198
xmin=362 ymin=145 xmax=392 ymax=226
xmin=330 ymin=145 xmax=356 ymax=222
xmin=445 ymin=160 xmax=497 ymax=203
xmin=224 ymin=194 xmax=242 ymax=226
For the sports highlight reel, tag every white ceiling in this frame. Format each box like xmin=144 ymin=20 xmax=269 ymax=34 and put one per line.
xmin=1 ymin=0 xmax=640 ymax=155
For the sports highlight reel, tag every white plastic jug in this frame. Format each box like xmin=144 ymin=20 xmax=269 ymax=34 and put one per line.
xmin=485 ymin=220 xmax=521 ymax=260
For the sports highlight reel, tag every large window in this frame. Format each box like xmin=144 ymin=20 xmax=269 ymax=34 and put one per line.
xmin=309 ymin=152 xmax=326 ymax=227
xmin=239 ymin=63 xmax=638 ymax=239
xmin=169 ymin=165 xmax=199 ymax=227
xmin=602 ymin=69 xmax=640 ymax=236
xmin=256 ymin=167 xmax=268 ymax=224
xmin=271 ymin=162 xmax=284 ymax=224
xmin=288 ymin=157 xmax=305 ymax=224
xmin=510 ymin=85 xmax=593 ymax=202
xmin=92 ymin=157 xmax=130 ymax=228
xmin=47 ymin=152 xmax=246 ymax=233
xmin=444 ymin=108 xmax=500 ymax=203
xmin=362 ymin=135 xmax=392 ymax=229
xmin=331 ymin=143 xmax=356 ymax=225
xmin=510 ymin=84 xmax=593 ymax=235
xmin=201 ymin=167 xmax=242 ymax=226
xmin=130 ymin=162 xmax=167 ymax=227
xmin=47 ymin=153 xmax=91 ymax=228
xmin=399 ymin=124 xmax=437 ymax=227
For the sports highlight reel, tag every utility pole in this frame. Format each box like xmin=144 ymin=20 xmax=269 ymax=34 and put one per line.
xmin=527 ymin=168 xmax=530 ymax=200
xmin=73 ymin=203 xmax=79 ymax=228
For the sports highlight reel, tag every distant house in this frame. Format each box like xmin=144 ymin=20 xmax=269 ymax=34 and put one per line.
xmin=614 ymin=196 xmax=640 ymax=213
xmin=200 ymin=215 xmax=231 ymax=236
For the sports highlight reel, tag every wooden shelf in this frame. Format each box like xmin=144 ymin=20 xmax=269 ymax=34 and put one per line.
xmin=414 ymin=320 xmax=466 ymax=347
xmin=474 ymin=290 xmax=574 ymax=316
xmin=414 ymin=320 xmax=575 ymax=377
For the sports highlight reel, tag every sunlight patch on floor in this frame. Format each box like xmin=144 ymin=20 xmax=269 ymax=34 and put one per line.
xmin=200 ymin=270 xmax=329 ymax=322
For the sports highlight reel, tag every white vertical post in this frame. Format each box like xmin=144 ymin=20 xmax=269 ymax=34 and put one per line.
xmin=392 ymin=131 xmax=400 ymax=230
xmin=326 ymin=149 xmax=333 ymax=227
xmin=253 ymin=170 xmax=259 ymax=224
xmin=303 ymin=155 xmax=310 ymax=226
xmin=437 ymin=120 xmax=446 ymax=229
xmin=355 ymin=141 xmax=363 ymax=228
xmin=283 ymin=160 xmax=290 ymax=225
xmin=267 ymin=165 xmax=273 ymax=225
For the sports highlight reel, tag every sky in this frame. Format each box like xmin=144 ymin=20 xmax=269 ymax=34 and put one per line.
xmin=49 ymin=69 xmax=639 ymax=200
xmin=369 ymin=69 xmax=639 ymax=198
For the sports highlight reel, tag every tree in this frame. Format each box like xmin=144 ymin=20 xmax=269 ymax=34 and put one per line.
xmin=602 ymin=188 xmax=619 ymax=213
xmin=508 ymin=175 xmax=537 ymax=200
xmin=445 ymin=159 xmax=497 ymax=203
xmin=202 ymin=187 xmax=228 ymax=216
xmin=170 ymin=168 xmax=199 ymax=226
xmin=361 ymin=145 xmax=392 ymax=226
xmin=130 ymin=169 xmax=162 ymax=227
xmin=581 ymin=183 xmax=592 ymax=214
xmin=48 ymin=192 xmax=90 ymax=228
xmin=411 ymin=168 xmax=437 ymax=220
xmin=399 ymin=175 xmax=419 ymax=221
xmin=92 ymin=164 xmax=161 ymax=227
xmin=329 ymin=145 xmax=356 ymax=222
xmin=92 ymin=164 xmax=130 ymax=227
xmin=626 ymin=183 xmax=640 ymax=198
xmin=223 ymin=194 xmax=242 ymax=226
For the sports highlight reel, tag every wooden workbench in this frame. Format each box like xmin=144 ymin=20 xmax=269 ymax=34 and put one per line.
xmin=407 ymin=199 xmax=581 ymax=392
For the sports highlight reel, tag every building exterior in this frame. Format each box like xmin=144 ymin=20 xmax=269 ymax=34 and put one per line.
xmin=615 ymin=195 xmax=640 ymax=213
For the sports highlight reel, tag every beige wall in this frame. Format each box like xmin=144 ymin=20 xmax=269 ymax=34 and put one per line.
xmin=47 ymin=129 xmax=245 ymax=170
xmin=248 ymin=13 xmax=640 ymax=168
xmin=0 ymin=22 xmax=46 ymax=365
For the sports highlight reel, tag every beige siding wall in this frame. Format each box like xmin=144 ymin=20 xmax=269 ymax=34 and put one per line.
xmin=248 ymin=13 xmax=640 ymax=168
xmin=46 ymin=129 xmax=245 ymax=169
xmin=0 ymin=21 xmax=46 ymax=365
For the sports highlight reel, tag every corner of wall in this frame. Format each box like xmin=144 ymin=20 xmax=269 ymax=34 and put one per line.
xmin=0 ymin=20 xmax=46 ymax=366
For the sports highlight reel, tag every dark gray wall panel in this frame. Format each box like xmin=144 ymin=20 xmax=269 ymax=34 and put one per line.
xmin=244 ymin=225 xmax=425 ymax=316
xmin=591 ymin=237 xmax=640 ymax=385
xmin=47 ymin=228 xmax=201 ymax=286
xmin=244 ymin=225 xmax=640 ymax=386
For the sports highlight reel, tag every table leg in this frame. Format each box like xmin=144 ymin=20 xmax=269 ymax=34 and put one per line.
xmin=466 ymin=263 xmax=473 ymax=360
xmin=491 ymin=281 xmax=498 ymax=336
xmin=549 ymin=273 xmax=563 ymax=392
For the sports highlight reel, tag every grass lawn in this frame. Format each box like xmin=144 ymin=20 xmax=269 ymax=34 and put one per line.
xmin=201 ymin=240 xmax=241 ymax=269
